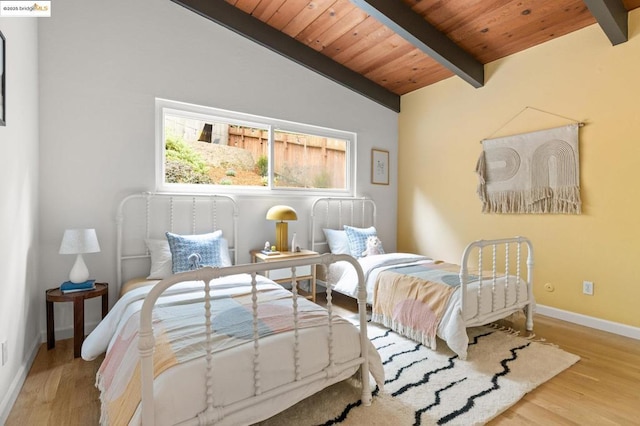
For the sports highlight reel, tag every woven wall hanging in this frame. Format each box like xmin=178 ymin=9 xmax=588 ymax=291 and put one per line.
xmin=476 ymin=123 xmax=582 ymax=214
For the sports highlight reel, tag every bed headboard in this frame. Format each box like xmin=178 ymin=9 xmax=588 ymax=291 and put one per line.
xmin=116 ymin=192 xmax=238 ymax=291
xmin=310 ymin=197 xmax=376 ymax=254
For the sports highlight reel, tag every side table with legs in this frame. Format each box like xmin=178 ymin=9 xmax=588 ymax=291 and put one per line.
xmin=250 ymin=250 xmax=318 ymax=302
xmin=46 ymin=282 xmax=109 ymax=358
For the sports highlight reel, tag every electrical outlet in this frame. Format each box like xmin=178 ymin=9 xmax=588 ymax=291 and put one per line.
xmin=583 ymin=281 xmax=594 ymax=296
xmin=1 ymin=341 xmax=7 ymax=366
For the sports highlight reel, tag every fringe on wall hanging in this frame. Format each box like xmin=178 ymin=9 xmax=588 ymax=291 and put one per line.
xmin=476 ymin=123 xmax=582 ymax=214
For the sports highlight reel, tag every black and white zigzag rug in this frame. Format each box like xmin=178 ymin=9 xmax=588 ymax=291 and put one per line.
xmin=259 ymin=323 xmax=579 ymax=426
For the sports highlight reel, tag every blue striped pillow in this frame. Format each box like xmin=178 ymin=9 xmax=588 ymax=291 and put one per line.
xmin=166 ymin=230 xmax=224 ymax=273
xmin=343 ymin=225 xmax=384 ymax=258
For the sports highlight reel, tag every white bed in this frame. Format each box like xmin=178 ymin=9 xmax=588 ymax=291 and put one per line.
xmin=83 ymin=192 xmax=384 ymax=425
xmin=310 ymin=197 xmax=535 ymax=360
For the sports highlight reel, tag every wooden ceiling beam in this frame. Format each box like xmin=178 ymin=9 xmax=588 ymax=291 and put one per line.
xmin=351 ymin=0 xmax=484 ymax=88
xmin=583 ymin=0 xmax=628 ymax=45
xmin=171 ymin=0 xmax=401 ymax=112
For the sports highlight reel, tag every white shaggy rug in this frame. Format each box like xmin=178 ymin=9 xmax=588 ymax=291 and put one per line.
xmin=258 ymin=323 xmax=579 ymax=425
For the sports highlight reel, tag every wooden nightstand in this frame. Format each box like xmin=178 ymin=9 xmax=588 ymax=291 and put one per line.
xmin=46 ymin=282 xmax=109 ymax=358
xmin=251 ymin=250 xmax=318 ymax=302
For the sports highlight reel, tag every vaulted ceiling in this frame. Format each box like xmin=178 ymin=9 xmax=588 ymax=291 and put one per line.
xmin=173 ymin=0 xmax=640 ymax=111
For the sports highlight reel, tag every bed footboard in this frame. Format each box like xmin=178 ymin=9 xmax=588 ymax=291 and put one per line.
xmin=137 ymin=254 xmax=371 ymax=426
xmin=459 ymin=236 xmax=534 ymax=330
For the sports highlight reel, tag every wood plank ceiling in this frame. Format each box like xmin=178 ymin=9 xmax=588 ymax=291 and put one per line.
xmin=174 ymin=0 xmax=640 ymax=111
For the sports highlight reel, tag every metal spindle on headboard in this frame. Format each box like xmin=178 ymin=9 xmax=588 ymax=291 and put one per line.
xmin=169 ymin=196 xmax=175 ymax=232
xmin=516 ymin=242 xmax=522 ymax=303
xmin=504 ymin=243 xmax=510 ymax=309
xmin=491 ymin=244 xmax=497 ymax=312
xmin=145 ymin=193 xmax=152 ymax=241
xmin=191 ymin=197 xmax=197 ymax=234
xmin=211 ymin=198 xmax=218 ymax=233
xmin=477 ymin=246 xmax=483 ymax=318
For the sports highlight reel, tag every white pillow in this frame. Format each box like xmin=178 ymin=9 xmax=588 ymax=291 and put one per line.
xmin=145 ymin=230 xmax=231 ymax=278
xmin=218 ymin=237 xmax=232 ymax=267
xmin=145 ymin=239 xmax=172 ymax=279
xmin=322 ymin=228 xmax=351 ymax=255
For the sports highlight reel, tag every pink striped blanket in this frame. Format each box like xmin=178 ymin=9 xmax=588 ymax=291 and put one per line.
xmin=372 ymin=262 xmax=463 ymax=350
xmin=96 ymin=283 xmax=331 ymax=425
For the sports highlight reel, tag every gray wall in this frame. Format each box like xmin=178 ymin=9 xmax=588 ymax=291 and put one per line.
xmin=0 ymin=17 xmax=40 ymax=422
xmin=37 ymin=0 xmax=398 ymax=338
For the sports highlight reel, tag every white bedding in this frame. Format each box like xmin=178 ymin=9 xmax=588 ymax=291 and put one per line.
xmin=327 ymin=253 xmax=431 ymax=303
xmin=326 ymin=253 xmax=531 ymax=359
xmin=83 ymin=274 xmax=384 ymax=426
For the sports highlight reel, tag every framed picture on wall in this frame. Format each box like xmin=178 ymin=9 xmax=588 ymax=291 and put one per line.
xmin=371 ymin=149 xmax=389 ymax=185
xmin=0 ymin=30 xmax=5 ymax=126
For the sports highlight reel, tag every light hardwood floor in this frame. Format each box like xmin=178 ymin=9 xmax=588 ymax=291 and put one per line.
xmin=7 ymin=292 xmax=640 ymax=425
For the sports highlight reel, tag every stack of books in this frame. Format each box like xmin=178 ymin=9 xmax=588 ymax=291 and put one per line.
xmin=60 ymin=279 xmax=96 ymax=293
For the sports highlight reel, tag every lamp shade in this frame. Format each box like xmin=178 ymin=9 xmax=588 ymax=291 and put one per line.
xmin=59 ymin=229 xmax=101 ymax=254
xmin=59 ymin=229 xmax=101 ymax=283
xmin=266 ymin=206 xmax=297 ymax=252
xmin=266 ymin=205 xmax=298 ymax=221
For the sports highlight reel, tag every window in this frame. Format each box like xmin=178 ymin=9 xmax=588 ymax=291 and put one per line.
xmin=156 ymin=99 xmax=355 ymax=195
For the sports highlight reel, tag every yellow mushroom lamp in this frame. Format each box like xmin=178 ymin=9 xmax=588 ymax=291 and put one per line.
xmin=266 ymin=205 xmax=298 ymax=252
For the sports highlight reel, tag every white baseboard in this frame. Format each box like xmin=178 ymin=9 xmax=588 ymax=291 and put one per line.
xmin=536 ymin=304 xmax=640 ymax=340
xmin=0 ymin=335 xmax=41 ymax=425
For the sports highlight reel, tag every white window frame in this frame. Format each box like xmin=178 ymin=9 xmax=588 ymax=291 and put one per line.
xmin=155 ymin=98 xmax=356 ymax=196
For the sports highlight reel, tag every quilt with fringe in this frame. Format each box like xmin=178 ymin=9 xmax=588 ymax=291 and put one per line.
xmin=372 ymin=262 xmax=460 ymax=350
xmin=97 ymin=285 xmax=331 ymax=425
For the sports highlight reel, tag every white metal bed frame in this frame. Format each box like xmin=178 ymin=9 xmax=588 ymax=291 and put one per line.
xmin=310 ymin=196 xmax=535 ymax=331
xmin=113 ymin=192 xmax=373 ymax=425
xmin=116 ymin=192 xmax=239 ymax=291
xmin=310 ymin=197 xmax=376 ymax=255
xmin=138 ymin=254 xmax=372 ymax=425
xmin=460 ymin=236 xmax=534 ymax=330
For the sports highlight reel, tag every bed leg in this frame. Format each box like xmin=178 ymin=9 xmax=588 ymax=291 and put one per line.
xmin=525 ymin=304 xmax=534 ymax=331
xmin=360 ymin=365 xmax=372 ymax=406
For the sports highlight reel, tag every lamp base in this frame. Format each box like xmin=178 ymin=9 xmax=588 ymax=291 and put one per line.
xmin=275 ymin=222 xmax=288 ymax=252
xmin=69 ymin=254 xmax=90 ymax=283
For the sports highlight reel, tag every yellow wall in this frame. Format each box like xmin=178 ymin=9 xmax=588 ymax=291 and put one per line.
xmin=398 ymin=9 xmax=640 ymax=328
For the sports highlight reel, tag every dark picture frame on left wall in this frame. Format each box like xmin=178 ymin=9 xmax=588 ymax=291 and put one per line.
xmin=0 ymin=30 xmax=5 ymax=126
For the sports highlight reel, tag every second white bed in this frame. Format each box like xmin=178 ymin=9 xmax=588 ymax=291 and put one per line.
xmin=311 ymin=197 xmax=534 ymax=361
xmin=325 ymin=253 xmax=531 ymax=359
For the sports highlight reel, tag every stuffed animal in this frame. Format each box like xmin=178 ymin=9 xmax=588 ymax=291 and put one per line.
xmin=361 ymin=235 xmax=383 ymax=257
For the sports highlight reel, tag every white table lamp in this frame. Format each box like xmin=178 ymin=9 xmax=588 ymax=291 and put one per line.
xmin=59 ymin=228 xmax=101 ymax=283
